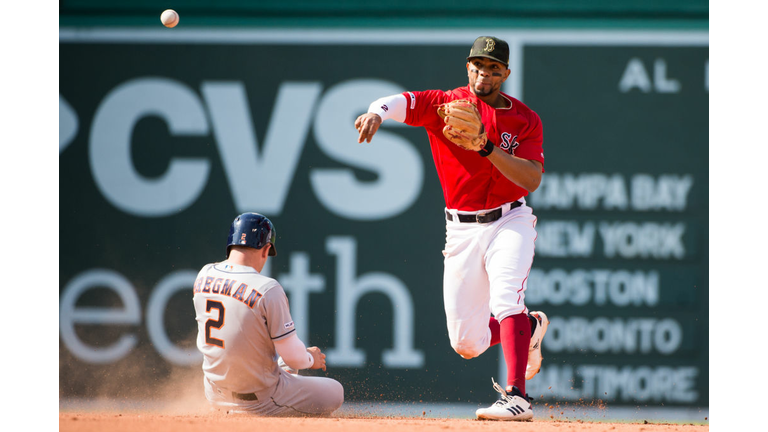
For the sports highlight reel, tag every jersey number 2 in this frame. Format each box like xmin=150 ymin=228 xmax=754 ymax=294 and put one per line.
xmin=205 ymin=300 xmax=225 ymax=348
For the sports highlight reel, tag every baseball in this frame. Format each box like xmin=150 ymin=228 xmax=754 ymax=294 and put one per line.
xmin=160 ymin=9 xmax=179 ymax=28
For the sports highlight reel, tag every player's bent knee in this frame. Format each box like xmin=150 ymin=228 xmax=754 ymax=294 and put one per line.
xmin=329 ymin=379 xmax=344 ymax=409
xmin=335 ymin=383 xmax=345 ymax=410
xmin=451 ymin=340 xmax=484 ymax=359
xmin=315 ymin=380 xmax=344 ymax=414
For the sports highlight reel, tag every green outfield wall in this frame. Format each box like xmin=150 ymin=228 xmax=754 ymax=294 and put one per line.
xmin=59 ymin=6 xmax=708 ymax=409
xmin=59 ymin=0 xmax=708 ymax=28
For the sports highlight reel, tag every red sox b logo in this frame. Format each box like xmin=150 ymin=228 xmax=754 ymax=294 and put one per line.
xmin=499 ymin=133 xmax=520 ymax=154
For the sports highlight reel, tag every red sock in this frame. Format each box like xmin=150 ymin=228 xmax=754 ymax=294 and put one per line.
xmin=489 ymin=317 xmax=501 ymax=346
xmin=491 ymin=315 xmax=535 ymax=346
xmin=500 ymin=313 xmax=531 ymax=394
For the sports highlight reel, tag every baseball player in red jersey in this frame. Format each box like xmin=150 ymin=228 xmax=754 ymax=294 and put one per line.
xmin=355 ymin=36 xmax=549 ymax=421
xmin=193 ymin=213 xmax=344 ymax=416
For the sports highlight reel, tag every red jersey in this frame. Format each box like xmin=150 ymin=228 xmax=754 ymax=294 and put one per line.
xmin=402 ymin=85 xmax=544 ymax=212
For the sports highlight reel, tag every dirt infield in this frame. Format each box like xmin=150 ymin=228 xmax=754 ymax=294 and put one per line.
xmin=58 ymin=369 xmax=708 ymax=431
xmin=59 ymin=412 xmax=708 ymax=432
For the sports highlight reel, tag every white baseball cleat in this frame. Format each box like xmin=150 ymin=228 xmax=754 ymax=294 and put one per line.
xmin=475 ymin=378 xmax=533 ymax=421
xmin=526 ymin=311 xmax=549 ymax=380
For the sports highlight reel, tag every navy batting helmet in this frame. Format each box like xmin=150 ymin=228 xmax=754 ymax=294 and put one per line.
xmin=226 ymin=212 xmax=277 ymax=257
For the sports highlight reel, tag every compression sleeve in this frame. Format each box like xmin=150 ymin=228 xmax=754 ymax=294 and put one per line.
xmin=367 ymin=94 xmax=407 ymax=123
xmin=273 ymin=333 xmax=315 ymax=370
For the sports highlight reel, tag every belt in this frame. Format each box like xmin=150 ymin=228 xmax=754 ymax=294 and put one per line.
xmin=232 ymin=391 xmax=258 ymax=401
xmin=445 ymin=201 xmax=522 ymax=224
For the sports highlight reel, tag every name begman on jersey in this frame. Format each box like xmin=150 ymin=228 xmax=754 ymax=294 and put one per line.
xmin=193 ymin=275 xmax=263 ymax=309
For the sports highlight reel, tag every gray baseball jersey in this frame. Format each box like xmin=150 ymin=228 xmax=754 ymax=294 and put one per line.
xmin=193 ymin=261 xmax=343 ymax=416
xmin=193 ymin=261 xmax=294 ymax=394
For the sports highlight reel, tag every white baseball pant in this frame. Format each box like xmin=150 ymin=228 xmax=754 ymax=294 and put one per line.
xmin=442 ymin=200 xmax=537 ymax=359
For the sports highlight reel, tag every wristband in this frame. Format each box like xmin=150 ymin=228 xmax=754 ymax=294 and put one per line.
xmin=478 ymin=140 xmax=494 ymax=157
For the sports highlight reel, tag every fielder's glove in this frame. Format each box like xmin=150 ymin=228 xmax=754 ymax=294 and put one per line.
xmin=437 ymin=99 xmax=488 ymax=152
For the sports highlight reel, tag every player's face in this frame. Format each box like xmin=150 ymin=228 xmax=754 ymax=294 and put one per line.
xmin=467 ymin=58 xmax=510 ymax=97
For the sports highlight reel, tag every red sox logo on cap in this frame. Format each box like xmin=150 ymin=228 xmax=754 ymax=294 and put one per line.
xmin=500 ymin=132 xmax=520 ymax=154
xmin=484 ymin=38 xmax=495 ymax=52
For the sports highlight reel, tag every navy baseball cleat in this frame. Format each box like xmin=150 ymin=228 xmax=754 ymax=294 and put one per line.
xmin=526 ymin=311 xmax=549 ymax=380
xmin=475 ymin=378 xmax=533 ymax=421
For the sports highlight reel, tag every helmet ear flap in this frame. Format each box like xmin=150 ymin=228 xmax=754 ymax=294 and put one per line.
xmin=268 ymin=224 xmax=277 ymax=256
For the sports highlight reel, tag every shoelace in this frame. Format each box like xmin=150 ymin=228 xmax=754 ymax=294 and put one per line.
xmin=490 ymin=377 xmax=533 ymax=404
xmin=491 ymin=378 xmax=507 ymax=396
xmin=490 ymin=378 xmax=514 ymax=406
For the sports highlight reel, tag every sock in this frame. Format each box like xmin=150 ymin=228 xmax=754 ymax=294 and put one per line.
xmin=500 ymin=313 xmax=531 ymax=395
xmin=492 ymin=314 xmax=536 ymax=348
xmin=488 ymin=314 xmax=537 ymax=352
xmin=489 ymin=317 xmax=501 ymax=346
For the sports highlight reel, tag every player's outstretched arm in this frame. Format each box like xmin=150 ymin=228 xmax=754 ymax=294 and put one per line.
xmin=355 ymin=93 xmax=408 ymax=143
